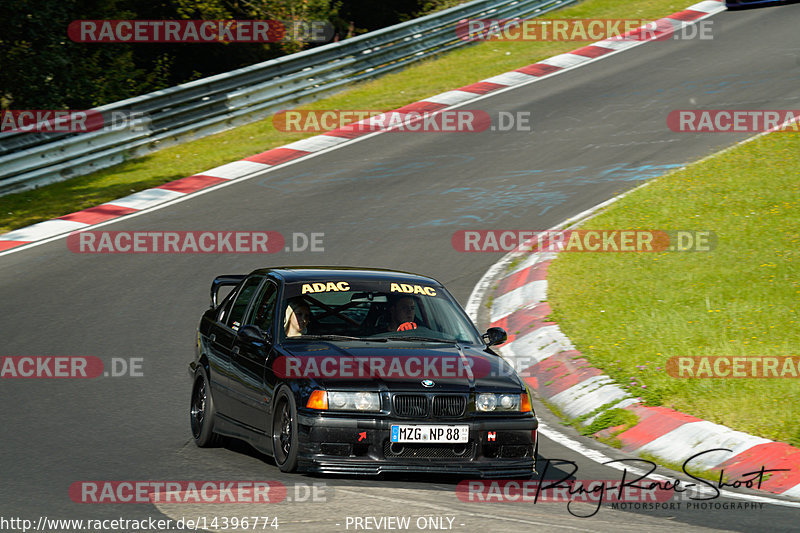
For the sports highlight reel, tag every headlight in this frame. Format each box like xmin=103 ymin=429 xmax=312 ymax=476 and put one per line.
xmin=330 ymin=392 xmax=348 ymax=409
xmin=476 ymin=393 xmax=497 ymax=411
xmin=307 ymin=391 xmax=380 ymax=412
xmin=476 ymin=393 xmax=522 ymax=412
xmin=354 ymin=392 xmax=378 ymax=410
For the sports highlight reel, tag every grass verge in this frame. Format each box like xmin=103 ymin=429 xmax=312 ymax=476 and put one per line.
xmin=2 ymin=0 xmax=692 ymax=233
xmin=547 ymin=131 xmax=800 ymax=446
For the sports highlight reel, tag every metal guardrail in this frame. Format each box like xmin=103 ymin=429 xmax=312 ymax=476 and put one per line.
xmin=0 ymin=0 xmax=576 ymax=196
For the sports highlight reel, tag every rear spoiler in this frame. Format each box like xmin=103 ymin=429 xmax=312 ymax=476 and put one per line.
xmin=210 ymin=275 xmax=246 ymax=308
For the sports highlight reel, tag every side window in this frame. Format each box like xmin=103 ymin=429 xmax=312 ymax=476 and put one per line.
xmin=216 ymin=290 xmax=236 ymax=323
xmin=245 ymin=281 xmax=278 ymax=334
xmin=227 ymin=277 xmax=263 ymax=331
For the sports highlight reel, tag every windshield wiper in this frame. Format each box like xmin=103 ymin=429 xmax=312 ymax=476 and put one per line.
xmin=390 ymin=336 xmax=456 ymax=343
xmin=289 ymin=334 xmax=388 ymax=342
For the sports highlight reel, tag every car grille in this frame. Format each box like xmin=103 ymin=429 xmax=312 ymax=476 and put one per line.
xmin=393 ymin=395 xmax=429 ymax=417
xmin=392 ymin=394 xmax=467 ymax=418
xmin=433 ymin=395 xmax=466 ymax=417
xmin=383 ymin=441 xmax=475 ymax=459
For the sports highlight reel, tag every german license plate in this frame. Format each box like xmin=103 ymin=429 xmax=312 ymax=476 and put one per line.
xmin=390 ymin=424 xmax=469 ymax=443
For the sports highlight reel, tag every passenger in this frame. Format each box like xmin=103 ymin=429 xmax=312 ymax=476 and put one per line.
xmin=387 ymin=295 xmax=417 ymax=332
xmin=284 ymin=298 xmax=311 ymax=337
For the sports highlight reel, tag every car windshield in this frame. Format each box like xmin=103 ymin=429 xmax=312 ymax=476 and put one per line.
xmin=279 ymin=278 xmax=482 ymax=344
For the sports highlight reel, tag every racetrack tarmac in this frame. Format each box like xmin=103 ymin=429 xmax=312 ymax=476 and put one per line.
xmin=2 ymin=4 xmax=800 ymax=532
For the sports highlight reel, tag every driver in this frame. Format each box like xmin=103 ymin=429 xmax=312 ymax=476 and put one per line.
xmin=284 ymin=297 xmax=311 ymax=337
xmin=387 ymin=295 xmax=417 ymax=332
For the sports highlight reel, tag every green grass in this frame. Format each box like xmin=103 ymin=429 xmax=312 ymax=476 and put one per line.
xmin=582 ymin=408 xmax=639 ymax=436
xmin=548 ymin=132 xmax=800 ymax=446
xmin=0 ymin=0 xmax=692 ymax=233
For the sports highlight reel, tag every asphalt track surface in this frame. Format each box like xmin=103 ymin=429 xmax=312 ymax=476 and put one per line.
xmin=2 ymin=4 xmax=800 ymax=533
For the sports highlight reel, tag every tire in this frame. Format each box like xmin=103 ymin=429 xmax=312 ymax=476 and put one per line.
xmin=190 ymin=368 xmax=221 ymax=447
xmin=271 ymin=386 xmax=299 ymax=472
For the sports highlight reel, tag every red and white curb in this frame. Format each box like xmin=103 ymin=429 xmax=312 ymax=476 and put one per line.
xmin=0 ymin=160 xmax=271 ymax=252
xmin=478 ymin=253 xmax=800 ymax=498
xmin=464 ymin=141 xmax=800 ymax=502
xmin=0 ymin=0 xmax=725 ymax=256
xmin=4 ymin=0 xmax=796 ymax=505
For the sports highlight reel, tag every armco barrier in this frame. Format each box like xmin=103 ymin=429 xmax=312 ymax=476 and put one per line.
xmin=0 ymin=0 xmax=576 ymax=196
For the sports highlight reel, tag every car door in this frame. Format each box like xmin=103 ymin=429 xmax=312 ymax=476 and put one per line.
xmin=202 ymin=294 xmax=235 ymax=416
xmin=229 ymin=279 xmax=279 ymax=432
xmin=211 ymin=275 xmax=264 ymax=420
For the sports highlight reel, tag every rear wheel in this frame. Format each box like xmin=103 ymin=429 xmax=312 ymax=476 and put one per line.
xmin=190 ymin=368 xmax=221 ymax=447
xmin=272 ymin=387 xmax=299 ymax=472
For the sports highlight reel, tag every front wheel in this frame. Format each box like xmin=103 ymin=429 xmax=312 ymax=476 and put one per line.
xmin=272 ymin=387 xmax=299 ymax=472
xmin=190 ymin=368 xmax=221 ymax=447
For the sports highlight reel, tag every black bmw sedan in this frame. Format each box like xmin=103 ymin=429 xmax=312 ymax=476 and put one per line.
xmin=189 ymin=267 xmax=538 ymax=478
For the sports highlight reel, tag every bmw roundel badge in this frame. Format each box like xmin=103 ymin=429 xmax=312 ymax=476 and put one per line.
xmin=421 ymin=379 xmax=435 ymax=388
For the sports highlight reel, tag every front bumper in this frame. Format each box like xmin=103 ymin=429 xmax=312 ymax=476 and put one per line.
xmin=296 ymin=412 xmax=538 ymax=478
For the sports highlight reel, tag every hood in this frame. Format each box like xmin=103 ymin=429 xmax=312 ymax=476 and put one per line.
xmin=276 ymin=339 xmax=524 ymax=392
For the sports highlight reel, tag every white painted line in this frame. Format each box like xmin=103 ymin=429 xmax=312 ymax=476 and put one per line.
xmin=201 ymin=160 xmax=271 ymax=179
xmin=539 ymin=54 xmax=591 ymax=69
xmin=592 ymin=39 xmax=640 ymax=51
xmin=636 ymin=421 xmax=772 ymax=470
xmin=105 ymin=188 xmax=185 ymax=210
xmin=783 ymin=483 xmax=800 ymax=499
xmin=282 ymin=135 xmax=351 ymax=152
xmin=548 ymin=375 xmax=630 ymax=419
xmin=422 ymin=90 xmax=480 ymax=106
xmin=0 ymin=219 xmax=88 ymax=241
xmin=480 ymin=71 xmax=537 ymax=86
xmin=490 ymin=280 xmax=547 ymax=322
xmin=687 ymin=0 xmax=727 ymax=14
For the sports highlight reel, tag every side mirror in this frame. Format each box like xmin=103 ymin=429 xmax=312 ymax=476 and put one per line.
xmin=482 ymin=327 xmax=507 ymax=347
xmin=239 ymin=325 xmax=268 ymax=343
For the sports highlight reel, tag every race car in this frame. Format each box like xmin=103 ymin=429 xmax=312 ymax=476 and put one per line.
xmin=726 ymin=0 xmax=800 ymax=9
xmin=189 ymin=267 xmax=538 ymax=477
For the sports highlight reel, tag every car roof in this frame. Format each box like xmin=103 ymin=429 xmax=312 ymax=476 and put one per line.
xmin=250 ymin=266 xmax=443 ymax=286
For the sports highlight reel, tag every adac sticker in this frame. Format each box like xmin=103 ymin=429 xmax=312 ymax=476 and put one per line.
xmin=301 ymin=281 xmax=350 ymax=294
xmin=390 ymin=283 xmax=437 ymax=296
